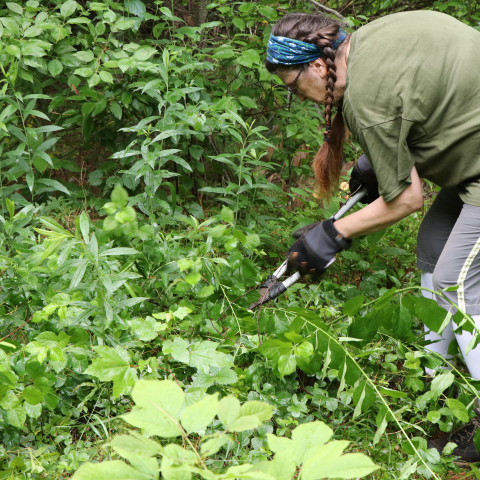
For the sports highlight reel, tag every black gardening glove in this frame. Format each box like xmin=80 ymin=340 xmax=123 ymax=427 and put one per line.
xmin=349 ymin=154 xmax=379 ymax=204
xmin=291 ymin=221 xmax=321 ymax=240
xmin=287 ymin=218 xmax=351 ymax=279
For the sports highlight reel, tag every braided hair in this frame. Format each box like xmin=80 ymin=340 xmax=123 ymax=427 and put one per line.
xmin=265 ymin=13 xmax=348 ymax=199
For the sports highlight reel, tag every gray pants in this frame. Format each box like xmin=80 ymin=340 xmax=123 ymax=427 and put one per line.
xmin=417 ymin=188 xmax=480 ymax=315
xmin=418 ymin=189 xmax=480 ymax=379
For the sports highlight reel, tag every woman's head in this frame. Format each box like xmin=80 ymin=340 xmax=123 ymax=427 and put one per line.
xmin=265 ymin=13 xmax=349 ymax=199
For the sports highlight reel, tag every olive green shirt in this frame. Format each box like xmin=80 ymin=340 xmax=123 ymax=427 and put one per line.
xmin=343 ymin=11 xmax=480 ymax=205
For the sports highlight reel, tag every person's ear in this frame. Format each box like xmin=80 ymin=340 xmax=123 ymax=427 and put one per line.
xmin=309 ymin=58 xmax=328 ymax=80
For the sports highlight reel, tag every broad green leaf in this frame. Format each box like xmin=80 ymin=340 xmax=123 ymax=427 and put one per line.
xmin=7 ymin=2 xmax=23 ymax=15
xmin=201 ymin=434 xmax=232 ymax=457
xmin=22 ymin=386 xmax=45 ymax=405
xmin=446 ymin=398 xmax=469 ymax=422
xmin=84 ymin=346 xmax=137 ymax=398
xmin=108 ymin=433 xmax=163 ymax=458
xmin=7 ymin=406 xmax=26 ymax=428
xmin=72 ymin=460 xmax=151 ymax=480
xmin=110 ymin=102 xmax=122 ymax=120
xmin=111 ymin=184 xmax=128 ymax=206
xmin=237 ymin=49 xmax=260 ymax=67
xmin=99 ymin=71 xmax=113 ymax=83
xmin=291 ymin=422 xmax=333 ymax=464
xmin=221 ymin=206 xmax=234 ymax=224
xmin=267 ymin=434 xmax=294 ymax=454
xmin=342 ymin=295 xmax=365 ymax=316
xmin=74 ymin=67 xmax=93 ymax=78
xmin=302 ymin=445 xmax=379 ymax=480
xmin=217 ymin=396 xmax=240 ymax=428
xmin=122 ymin=380 xmax=185 ymax=437
xmin=240 ymin=401 xmax=274 ymax=422
xmin=415 ymin=296 xmax=447 ymax=333
xmin=61 ymin=0 xmax=77 ymax=17
xmin=181 ymin=393 xmax=218 ymax=433
xmin=194 ymin=367 xmax=237 ymax=388
xmin=430 ymin=371 xmax=455 ymax=395
xmin=134 ymin=46 xmax=157 ymax=60
xmin=278 ymin=353 xmax=296 ymax=376
xmin=258 ymin=339 xmax=292 ymax=363
xmin=228 ymin=414 xmax=263 ymax=432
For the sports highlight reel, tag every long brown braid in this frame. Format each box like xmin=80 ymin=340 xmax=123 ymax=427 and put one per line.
xmin=265 ymin=13 xmax=348 ymax=199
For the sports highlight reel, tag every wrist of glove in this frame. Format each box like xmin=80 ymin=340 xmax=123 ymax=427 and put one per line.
xmin=287 ymin=218 xmax=351 ymax=279
xmin=349 ymin=154 xmax=379 ymax=204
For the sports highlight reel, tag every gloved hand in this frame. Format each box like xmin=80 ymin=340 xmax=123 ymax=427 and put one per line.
xmin=287 ymin=218 xmax=351 ymax=278
xmin=291 ymin=221 xmax=321 ymax=240
xmin=349 ymin=155 xmax=379 ymax=204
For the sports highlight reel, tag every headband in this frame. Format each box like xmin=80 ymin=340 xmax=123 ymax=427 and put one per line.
xmin=266 ymin=29 xmax=347 ymax=65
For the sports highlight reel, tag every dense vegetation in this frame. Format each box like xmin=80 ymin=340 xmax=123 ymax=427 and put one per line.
xmin=1 ymin=0 xmax=480 ymax=478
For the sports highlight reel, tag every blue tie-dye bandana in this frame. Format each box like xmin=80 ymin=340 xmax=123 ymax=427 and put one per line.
xmin=266 ymin=29 xmax=347 ymax=65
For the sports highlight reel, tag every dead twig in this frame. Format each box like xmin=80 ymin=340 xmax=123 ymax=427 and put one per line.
xmin=304 ymin=0 xmax=345 ymax=19
xmin=0 ymin=315 xmax=33 ymax=343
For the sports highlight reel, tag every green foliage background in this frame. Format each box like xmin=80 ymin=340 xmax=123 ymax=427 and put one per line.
xmin=1 ymin=0 xmax=480 ymax=478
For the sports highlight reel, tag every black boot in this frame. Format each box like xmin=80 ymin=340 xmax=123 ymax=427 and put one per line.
xmin=428 ymin=408 xmax=480 ymax=464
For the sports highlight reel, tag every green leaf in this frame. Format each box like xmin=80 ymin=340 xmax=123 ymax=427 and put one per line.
xmin=99 ymin=71 xmax=113 ymax=83
xmin=217 ymin=396 xmax=240 ymax=429
xmin=99 ymin=248 xmax=140 ymax=256
xmin=228 ymin=414 xmax=263 ymax=432
xmin=7 ymin=2 xmax=23 ymax=15
xmin=232 ymin=18 xmax=245 ymax=30
xmin=238 ymin=49 xmax=260 ymax=67
xmin=221 ymin=206 xmax=234 ymax=224
xmin=22 ymin=386 xmax=45 ymax=405
xmin=201 ymin=434 xmax=232 ymax=457
xmin=108 ymin=433 xmax=162 ymax=458
xmin=74 ymin=51 xmax=94 ymax=62
xmin=6 ymin=45 xmax=21 ymax=58
xmin=79 ymin=211 xmax=90 ymax=243
xmin=84 ymin=346 xmax=137 ymax=398
xmin=415 ymin=296 xmax=447 ymax=333
xmin=278 ymin=354 xmax=296 ymax=377
xmin=72 ymin=460 xmax=151 ymax=480
xmin=36 ymin=178 xmax=71 ymax=196
xmin=302 ymin=448 xmax=379 ymax=480
xmin=122 ymin=380 xmax=184 ymax=437
xmin=110 ymin=102 xmax=122 ymax=120
xmin=258 ymin=339 xmax=292 ymax=363
xmin=181 ymin=393 xmax=219 ymax=433
xmin=291 ymin=422 xmax=333 ymax=464
xmin=61 ymin=0 xmax=77 ymax=17
xmin=134 ymin=46 xmax=157 ymax=60
xmin=196 ymin=285 xmax=214 ymax=298
xmin=7 ymin=406 xmax=26 ymax=428
xmin=430 ymin=371 xmax=455 ymax=395
xmin=240 ymin=401 xmax=274 ymax=422
xmin=342 ymin=295 xmax=365 ymax=316
xmin=446 ymin=398 xmax=469 ymax=422
xmin=74 ymin=67 xmax=93 ymax=78
xmin=194 ymin=367 xmax=238 ymax=388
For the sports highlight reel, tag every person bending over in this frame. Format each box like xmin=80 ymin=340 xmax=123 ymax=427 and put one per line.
xmin=265 ymin=10 xmax=480 ymax=462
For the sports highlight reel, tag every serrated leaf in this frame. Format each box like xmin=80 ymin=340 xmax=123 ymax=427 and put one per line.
xmin=121 ymin=380 xmax=185 ymax=437
xmin=181 ymin=393 xmax=218 ymax=433
xmin=201 ymin=434 xmax=231 ymax=457
xmin=84 ymin=346 xmax=137 ymax=397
